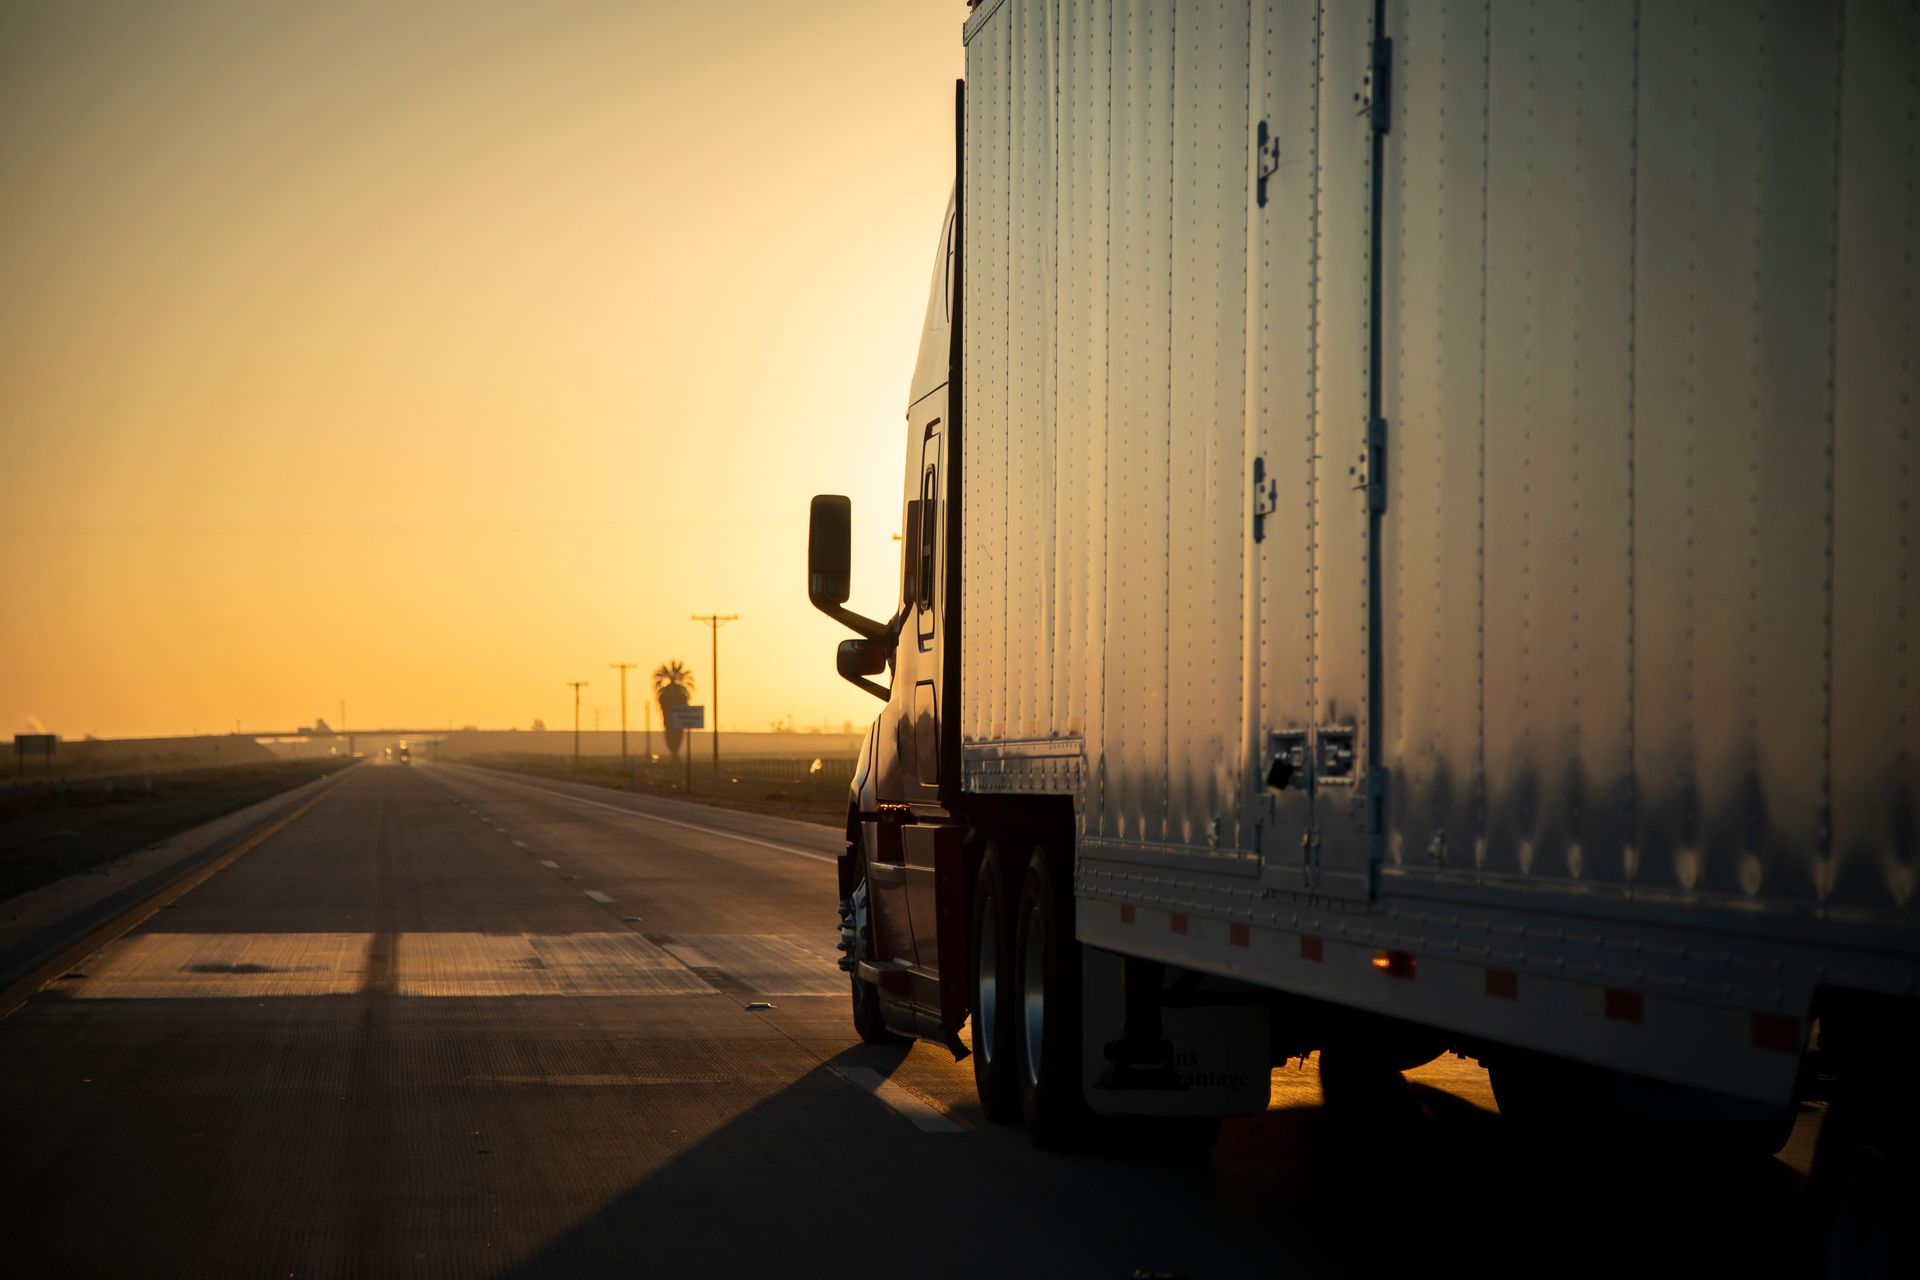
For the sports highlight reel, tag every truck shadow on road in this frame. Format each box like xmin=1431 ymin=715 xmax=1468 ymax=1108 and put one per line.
xmin=494 ymin=1044 xmax=1818 ymax=1279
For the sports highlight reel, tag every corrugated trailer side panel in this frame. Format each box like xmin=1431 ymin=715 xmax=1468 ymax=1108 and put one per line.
xmin=965 ymin=0 xmax=1259 ymax=864
xmin=1381 ymin=0 xmax=1916 ymax=938
xmin=1634 ymin=0 xmax=1829 ymax=910
xmin=1474 ymin=0 xmax=1628 ymax=898
xmin=1052 ymin=0 xmax=1111 ymax=771
xmin=1377 ymin=0 xmax=1491 ymax=885
xmin=1831 ymin=0 xmax=1919 ymax=926
xmin=1167 ymin=0 xmax=1252 ymax=854
xmin=963 ymin=8 xmax=1010 ymax=743
xmin=1006 ymin=0 xmax=1055 ymax=743
xmin=1103 ymin=0 xmax=1178 ymax=847
xmin=1730 ymin=1 xmax=1844 ymax=911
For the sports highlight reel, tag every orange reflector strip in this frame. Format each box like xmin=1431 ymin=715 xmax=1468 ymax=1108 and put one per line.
xmin=1229 ymin=923 xmax=1250 ymax=947
xmin=1300 ymin=936 xmax=1323 ymax=962
xmin=1604 ymin=988 xmax=1645 ymax=1024
xmin=1119 ymin=905 xmax=1135 ymax=925
xmin=1170 ymin=913 xmax=1188 ymax=936
xmin=1751 ymin=1013 xmax=1801 ymax=1053
xmin=1371 ymin=949 xmax=1416 ymax=978
xmin=1485 ymin=967 xmax=1518 ymax=1000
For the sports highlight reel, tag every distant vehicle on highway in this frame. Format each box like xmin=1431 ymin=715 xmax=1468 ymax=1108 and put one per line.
xmin=809 ymin=0 xmax=1917 ymax=1262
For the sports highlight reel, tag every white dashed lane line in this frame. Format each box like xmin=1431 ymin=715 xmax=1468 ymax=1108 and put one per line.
xmin=513 ymin=840 xmax=528 ymax=849
xmin=584 ymin=890 xmax=615 ymax=904
xmin=540 ymin=860 xmax=560 ymax=869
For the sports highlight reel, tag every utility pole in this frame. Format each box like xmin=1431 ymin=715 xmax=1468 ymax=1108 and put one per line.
xmin=565 ymin=681 xmax=588 ymax=768
xmin=610 ymin=662 xmax=637 ymax=768
xmin=691 ymin=613 xmax=737 ymax=773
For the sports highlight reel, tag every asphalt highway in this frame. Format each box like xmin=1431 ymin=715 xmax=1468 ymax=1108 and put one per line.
xmin=0 ymin=762 xmax=1818 ymax=1278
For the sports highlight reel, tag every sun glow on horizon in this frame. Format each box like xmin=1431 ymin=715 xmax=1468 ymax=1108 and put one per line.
xmin=0 ymin=1 xmax=967 ymax=740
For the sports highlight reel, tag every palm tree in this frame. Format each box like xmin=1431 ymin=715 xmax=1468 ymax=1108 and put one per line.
xmin=652 ymin=661 xmax=695 ymax=760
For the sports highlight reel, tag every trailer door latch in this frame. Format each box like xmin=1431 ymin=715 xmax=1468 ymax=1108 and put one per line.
xmin=1316 ymin=729 xmax=1357 ymax=783
xmin=1266 ymin=730 xmax=1309 ymax=791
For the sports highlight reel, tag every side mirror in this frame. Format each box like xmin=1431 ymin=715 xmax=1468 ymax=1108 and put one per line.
xmin=806 ymin=494 xmax=888 ymax=641
xmin=808 ymin=495 xmax=852 ymax=608
xmin=837 ymin=637 xmax=889 ymax=701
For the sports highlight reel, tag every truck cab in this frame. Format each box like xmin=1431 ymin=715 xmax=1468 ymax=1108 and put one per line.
xmin=810 ymin=187 xmax=965 ymax=1050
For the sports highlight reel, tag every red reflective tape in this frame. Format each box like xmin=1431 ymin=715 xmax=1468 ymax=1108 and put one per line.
xmin=1170 ymin=913 xmax=1188 ymax=936
xmin=1229 ymin=923 xmax=1250 ymax=947
xmin=1751 ymin=1013 xmax=1802 ymax=1053
xmin=1119 ymin=904 xmax=1135 ymax=925
xmin=1604 ymin=988 xmax=1645 ymax=1024
xmin=1485 ymin=967 xmax=1519 ymax=1000
xmin=1300 ymin=935 xmax=1323 ymax=962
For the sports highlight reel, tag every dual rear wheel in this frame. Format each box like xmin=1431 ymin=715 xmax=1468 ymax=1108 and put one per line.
xmin=970 ymin=840 xmax=1084 ymax=1147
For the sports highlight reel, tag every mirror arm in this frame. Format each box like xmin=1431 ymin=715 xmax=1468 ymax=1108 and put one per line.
xmin=816 ymin=602 xmax=890 ymax=642
xmin=842 ymin=672 xmax=889 ymax=701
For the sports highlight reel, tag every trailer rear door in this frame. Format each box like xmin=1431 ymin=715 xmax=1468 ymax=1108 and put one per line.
xmin=1253 ymin=0 xmax=1385 ymax=901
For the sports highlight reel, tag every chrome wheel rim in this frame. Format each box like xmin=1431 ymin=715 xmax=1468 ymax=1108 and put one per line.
xmin=976 ymin=899 xmax=997 ymax=1062
xmin=1021 ymin=893 xmax=1046 ymax=1087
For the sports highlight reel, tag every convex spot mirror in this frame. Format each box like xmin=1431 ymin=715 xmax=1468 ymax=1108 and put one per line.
xmin=837 ymin=637 xmax=888 ymax=680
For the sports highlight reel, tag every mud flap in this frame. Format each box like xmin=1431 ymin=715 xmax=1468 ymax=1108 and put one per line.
xmin=1079 ymin=946 xmax=1271 ymax=1117
xmin=933 ymin=826 xmax=971 ymax=1059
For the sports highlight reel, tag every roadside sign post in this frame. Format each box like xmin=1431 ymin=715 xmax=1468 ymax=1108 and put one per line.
xmin=670 ymin=706 xmax=705 ymax=794
xmin=14 ymin=734 xmax=56 ymax=778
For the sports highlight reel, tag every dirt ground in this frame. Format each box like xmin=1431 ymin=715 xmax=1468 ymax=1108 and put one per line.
xmin=0 ymin=759 xmax=353 ymax=902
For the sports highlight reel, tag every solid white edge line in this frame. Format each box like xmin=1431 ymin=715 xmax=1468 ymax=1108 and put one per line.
xmin=467 ymin=771 xmax=839 ymax=865
xmin=831 ymin=1066 xmax=964 ymax=1133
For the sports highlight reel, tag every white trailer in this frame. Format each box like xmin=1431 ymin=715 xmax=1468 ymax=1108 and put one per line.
xmin=809 ymin=0 xmax=1918 ymax=1237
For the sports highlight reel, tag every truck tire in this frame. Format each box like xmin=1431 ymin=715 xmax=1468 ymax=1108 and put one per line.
xmin=1014 ymin=846 xmax=1084 ymax=1149
xmin=846 ymin=842 xmax=904 ymax=1046
xmin=969 ymin=841 xmax=1022 ymax=1123
xmin=1814 ymin=1064 xmax=1919 ymax=1280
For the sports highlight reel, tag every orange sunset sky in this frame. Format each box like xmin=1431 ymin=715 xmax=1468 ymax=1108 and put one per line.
xmin=1 ymin=1 xmax=966 ymax=739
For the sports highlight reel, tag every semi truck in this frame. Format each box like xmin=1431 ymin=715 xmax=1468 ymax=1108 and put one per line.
xmin=809 ymin=0 xmax=1916 ymax=1249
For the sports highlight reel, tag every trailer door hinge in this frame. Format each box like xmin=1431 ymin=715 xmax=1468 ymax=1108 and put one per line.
xmin=1255 ymin=119 xmax=1283 ymax=208
xmin=1370 ymin=35 xmax=1392 ymax=135
xmin=1365 ymin=767 xmax=1389 ymax=897
xmin=1367 ymin=417 xmax=1387 ymax=513
xmin=1252 ymin=456 xmax=1277 ymax=543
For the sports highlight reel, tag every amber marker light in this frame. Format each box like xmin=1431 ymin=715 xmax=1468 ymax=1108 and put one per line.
xmin=1372 ymin=950 xmax=1416 ymax=978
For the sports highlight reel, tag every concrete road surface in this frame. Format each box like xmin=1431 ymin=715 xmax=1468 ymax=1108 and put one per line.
xmin=0 ymin=763 xmax=1818 ymax=1277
